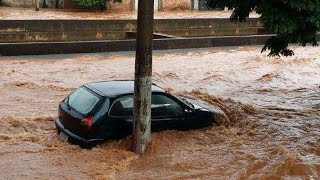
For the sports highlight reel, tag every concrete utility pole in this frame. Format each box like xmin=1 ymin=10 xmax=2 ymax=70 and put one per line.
xmin=132 ymin=0 xmax=154 ymax=154
xmin=35 ymin=0 xmax=40 ymax=11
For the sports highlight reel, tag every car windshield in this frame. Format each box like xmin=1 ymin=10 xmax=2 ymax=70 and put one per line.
xmin=67 ymin=87 xmax=101 ymax=115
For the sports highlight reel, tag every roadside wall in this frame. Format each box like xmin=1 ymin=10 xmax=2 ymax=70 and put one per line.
xmin=0 ymin=35 xmax=274 ymax=56
xmin=0 ymin=18 xmax=263 ymax=43
xmin=2 ymin=34 xmax=319 ymax=56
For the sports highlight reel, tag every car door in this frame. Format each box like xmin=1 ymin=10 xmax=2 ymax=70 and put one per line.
xmin=108 ymin=95 xmax=134 ymax=137
xmin=151 ymin=93 xmax=186 ymax=131
xmin=107 ymin=93 xmax=187 ymax=136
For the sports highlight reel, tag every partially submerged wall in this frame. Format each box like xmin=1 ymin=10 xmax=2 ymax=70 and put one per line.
xmin=2 ymin=34 xmax=320 ymax=56
xmin=0 ymin=35 xmax=274 ymax=56
xmin=0 ymin=18 xmax=263 ymax=43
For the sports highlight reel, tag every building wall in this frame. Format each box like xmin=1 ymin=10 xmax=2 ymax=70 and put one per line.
xmin=2 ymin=0 xmax=34 ymax=7
xmin=162 ymin=0 xmax=190 ymax=10
xmin=106 ymin=0 xmax=192 ymax=11
xmin=1 ymin=0 xmax=63 ymax=8
xmin=1 ymin=0 xmax=193 ymax=10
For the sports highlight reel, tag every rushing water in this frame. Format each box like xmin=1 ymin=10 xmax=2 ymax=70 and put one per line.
xmin=0 ymin=46 xmax=319 ymax=179
xmin=0 ymin=6 xmax=258 ymax=20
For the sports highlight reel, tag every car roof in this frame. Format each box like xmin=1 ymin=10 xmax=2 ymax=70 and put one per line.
xmin=84 ymin=80 xmax=165 ymax=97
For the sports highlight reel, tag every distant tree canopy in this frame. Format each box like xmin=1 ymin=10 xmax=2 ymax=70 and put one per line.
xmin=72 ymin=0 xmax=121 ymax=8
xmin=206 ymin=0 xmax=320 ymax=56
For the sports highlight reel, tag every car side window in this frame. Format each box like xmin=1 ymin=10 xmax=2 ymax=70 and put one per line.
xmin=151 ymin=94 xmax=183 ymax=117
xmin=109 ymin=96 xmax=133 ymax=117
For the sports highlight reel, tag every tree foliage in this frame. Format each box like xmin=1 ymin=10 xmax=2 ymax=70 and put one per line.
xmin=72 ymin=0 xmax=121 ymax=8
xmin=205 ymin=0 xmax=320 ymax=56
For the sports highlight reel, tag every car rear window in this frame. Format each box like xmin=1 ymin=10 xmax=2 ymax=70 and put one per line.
xmin=67 ymin=87 xmax=101 ymax=116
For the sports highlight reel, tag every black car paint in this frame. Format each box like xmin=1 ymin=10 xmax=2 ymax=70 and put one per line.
xmin=56 ymin=82 xmax=216 ymax=148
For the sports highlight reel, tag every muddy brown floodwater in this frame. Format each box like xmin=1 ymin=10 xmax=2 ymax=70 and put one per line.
xmin=0 ymin=6 xmax=259 ymax=20
xmin=0 ymin=46 xmax=319 ymax=179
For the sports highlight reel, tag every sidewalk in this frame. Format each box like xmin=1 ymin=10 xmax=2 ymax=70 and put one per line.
xmin=0 ymin=7 xmax=259 ymax=20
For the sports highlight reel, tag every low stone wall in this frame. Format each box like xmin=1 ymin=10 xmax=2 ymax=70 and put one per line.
xmin=0 ymin=18 xmax=263 ymax=43
xmin=0 ymin=35 xmax=273 ymax=56
xmin=1 ymin=34 xmax=319 ymax=56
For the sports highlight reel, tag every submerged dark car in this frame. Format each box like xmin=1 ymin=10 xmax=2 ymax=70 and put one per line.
xmin=55 ymin=80 xmax=221 ymax=148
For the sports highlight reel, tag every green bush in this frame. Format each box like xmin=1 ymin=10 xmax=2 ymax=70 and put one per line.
xmin=72 ymin=0 xmax=103 ymax=7
xmin=72 ymin=0 xmax=121 ymax=7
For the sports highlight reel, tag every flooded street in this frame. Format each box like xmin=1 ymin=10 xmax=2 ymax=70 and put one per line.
xmin=0 ymin=46 xmax=319 ymax=179
xmin=0 ymin=6 xmax=259 ymax=20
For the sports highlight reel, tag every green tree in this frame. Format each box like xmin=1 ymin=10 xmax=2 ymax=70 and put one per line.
xmin=205 ymin=0 xmax=320 ymax=56
xmin=72 ymin=0 xmax=121 ymax=10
